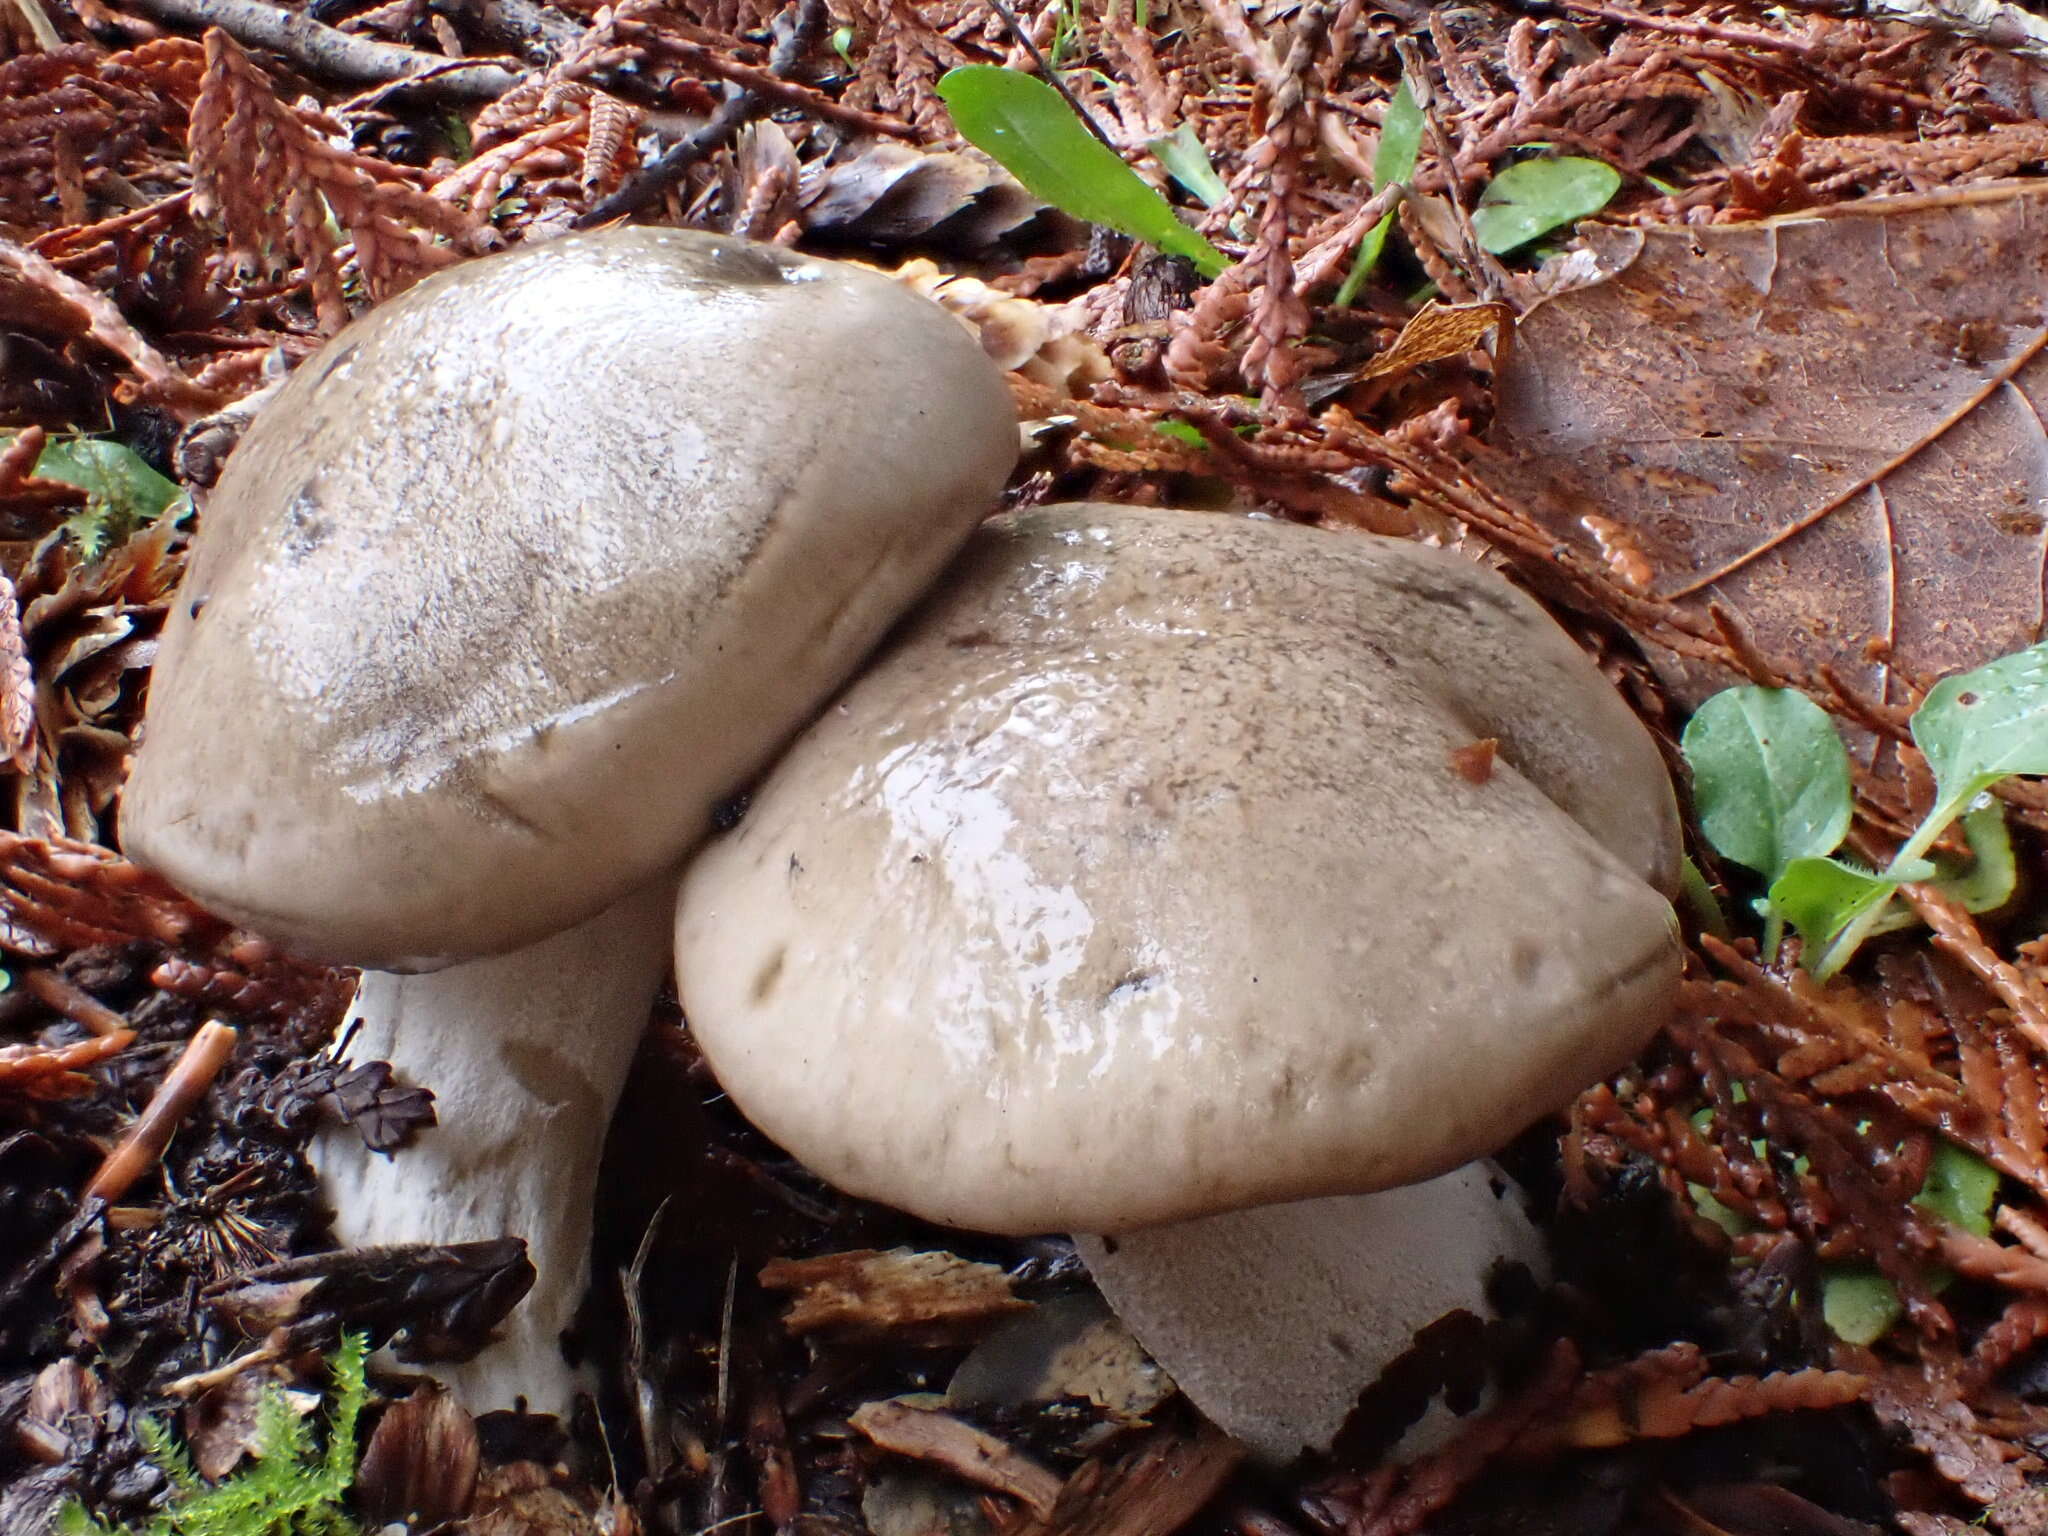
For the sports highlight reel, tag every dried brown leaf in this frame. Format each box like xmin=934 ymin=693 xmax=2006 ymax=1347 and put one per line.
xmin=356 ymin=1381 xmax=481 ymax=1527
xmin=182 ymin=1366 xmax=273 ymax=1482
xmin=801 ymin=141 xmax=1045 ymax=250
xmin=1488 ymin=184 xmax=2048 ymax=707
xmin=1361 ymin=300 xmax=1513 ymax=382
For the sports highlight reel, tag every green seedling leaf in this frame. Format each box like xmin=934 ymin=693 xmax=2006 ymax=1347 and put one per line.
xmin=1769 ymin=856 xmax=1897 ymax=973
xmin=1914 ymin=1142 xmax=1999 ymax=1238
xmin=10 ymin=433 xmax=187 ymax=563
xmin=32 ymin=436 xmax=182 ymax=518
xmin=1335 ymin=81 xmax=1422 ymax=307
xmin=938 ymin=66 xmax=1227 ymax=277
xmin=440 ymin=110 xmax=474 ymax=162
xmin=1061 ymin=67 xmax=1118 ymax=91
xmin=1813 ymin=1146 xmax=1993 ymax=1345
xmin=1929 ymin=801 xmax=2017 ymax=915
xmin=1154 ymin=419 xmax=1208 ymax=449
xmin=1799 ymin=639 xmax=2048 ymax=977
xmin=1822 ymin=1265 xmax=1902 ymax=1346
xmin=1372 ymin=82 xmax=1425 ymax=202
xmin=1471 ymin=156 xmax=1621 ymax=255
xmin=1683 ymin=686 xmax=1853 ymax=884
xmin=1908 ymin=640 xmax=2048 ymax=857
xmin=1147 ymin=121 xmax=1228 ymax=208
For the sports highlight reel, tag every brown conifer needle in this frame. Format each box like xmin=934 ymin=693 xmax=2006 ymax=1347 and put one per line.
xmin=85 ymin=1020 xmax=238 ymax=1206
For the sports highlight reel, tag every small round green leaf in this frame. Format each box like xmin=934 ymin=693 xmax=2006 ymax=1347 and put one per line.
xmin=1470 ymin=156 xmax=1621 ymax=255
xmin=1912 ymin=640 xmax=2048 ymax=829
xmin=1681 ymin=686 xmax=1853 ymax=882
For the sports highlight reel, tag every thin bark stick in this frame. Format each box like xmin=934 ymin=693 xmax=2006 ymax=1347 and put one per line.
xmin=128 ymin=0 xmax=524 ymax=97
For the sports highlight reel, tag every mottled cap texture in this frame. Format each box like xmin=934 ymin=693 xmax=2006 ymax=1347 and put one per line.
xmin=675 ymin=503 xmax=1683 ymax=1235
xmin=124 ymin=228 xmax=1018 ymax=970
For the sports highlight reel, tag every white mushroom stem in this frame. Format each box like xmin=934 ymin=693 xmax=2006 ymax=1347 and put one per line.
xmin=1072 ymin=1162 xmax=1549 ymax=1464
xmin=311 ymin=882 xmax=675 ymax=1415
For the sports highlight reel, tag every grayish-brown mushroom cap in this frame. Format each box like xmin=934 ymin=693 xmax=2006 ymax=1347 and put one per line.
xmin=674 ymin=503 xmax=1683 ymax=1235
xmin=124 ymin=227 xmax=1018 ymax=970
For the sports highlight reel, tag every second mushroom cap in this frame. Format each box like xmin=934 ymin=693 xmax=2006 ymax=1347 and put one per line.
xmin=674 ymin=503 xmax=1684 ymax=1235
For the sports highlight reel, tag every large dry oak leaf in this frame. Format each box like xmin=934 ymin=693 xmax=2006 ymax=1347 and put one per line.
xmin=1486 ymin=183 xmax=2048 ymax=707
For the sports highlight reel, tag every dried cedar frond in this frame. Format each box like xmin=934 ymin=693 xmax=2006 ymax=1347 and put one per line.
xmin=0 ymin=237 xmax=218 ymax=413
xmin=0 ymin=1029 xmax=133 ymax=1101
xmin=835 ymin=0 xmax=978 ymax=135
xmin=1315 ymin=1342 xmax=1583 ymax=1536
xmin=1510 ymin=1350 xmax=1868 ymax=1455
xmin=438 ymin=80 xmax=645 ymax=219
xmin=0 ymin=40 xmax=203 ymax=225
xmin=187 ymin=29 xmax=483 ymax=332
xmin=0 ymin=568 xmax=35 ymax=779
xmin=0 ymin=831 xmax=345 ymax=1036
xmin=1859 ymin=1353 xmax=2042 ymax=1506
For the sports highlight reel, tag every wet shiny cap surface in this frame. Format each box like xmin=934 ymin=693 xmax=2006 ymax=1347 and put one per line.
xmin=675 ymin=503 xmax=1684 ymax=1235
xmin=123 ymin=227 xmax=1018 ymax=970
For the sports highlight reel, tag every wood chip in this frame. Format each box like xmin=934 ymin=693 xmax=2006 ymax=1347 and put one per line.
xmin=760 ymin=1247 xmax=1029 ymax=1336
xmin=1005 ymin=1425 xmax=1244 ymax=1536
xmin=849 ymin=1399 xmax=1064 ymax=1518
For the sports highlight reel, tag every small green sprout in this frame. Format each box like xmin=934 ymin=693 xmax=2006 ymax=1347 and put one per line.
xmin=1680 ymin=641 xmax=2048 ymax=977
xmin=1146 ymin=121 xmax=1229 ymax=212
xmin=1 ymin=433 xmax=188 ymax=563
xmin=1334 ymin=81 xmax=1422 ymax=307
xmin=1689 ymin=1131 xmax=1999 ymax=1346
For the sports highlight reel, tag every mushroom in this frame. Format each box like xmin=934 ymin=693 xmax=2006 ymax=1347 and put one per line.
xmin=672 ymin=502 xmax=1682 ymax=1458
xmin=121 ymin=227 xmax=1019 ymax=1411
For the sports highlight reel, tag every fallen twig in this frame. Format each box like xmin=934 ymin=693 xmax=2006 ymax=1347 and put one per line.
xmin=127 ymin=0 xmax=524 ymax=97
xmin=84 ymin=1019 xmax=239 ymax=1205
xmin=20 ymin=969 xmax=131 ymax=1037
xmin=578 ymin=0 xmax=826 ymax=225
